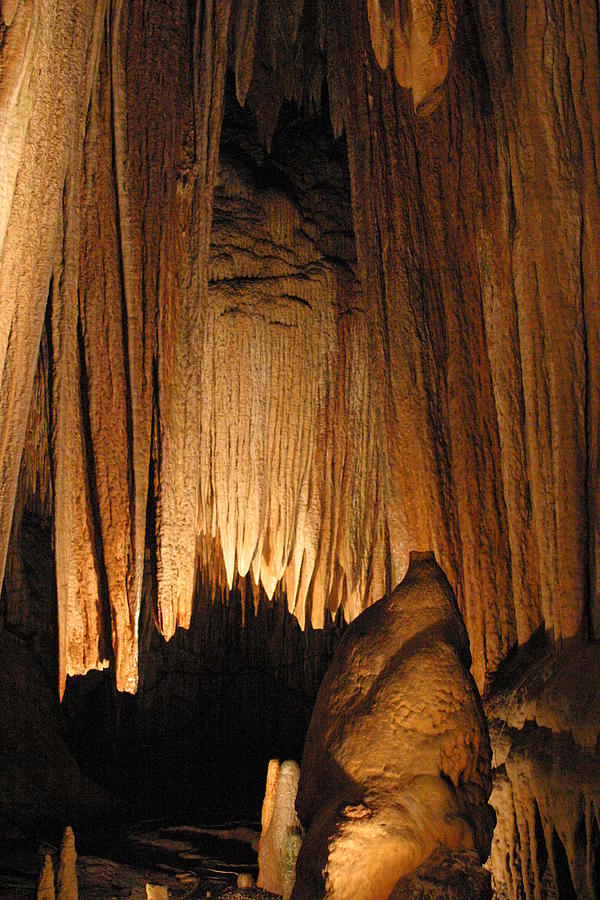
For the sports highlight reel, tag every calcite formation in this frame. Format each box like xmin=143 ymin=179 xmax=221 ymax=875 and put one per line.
xmin=367 ymin=0 xmax=458 ymax=114
xmin=292 ymin=552 xmax=495 ymax=899
xmin=486 ymin=644 xmax=600 ymax=898
xmin=36 ymin=854 xmax=55 ymax=900
xmin=258 ymin=759 xmax=302 ymax=898
xmin=1 ymin=0 xmax=599 ymax=896
xmin=57 ymin=827 xmax=78 ymax=900
xmin=1 ymin=0 xmax=598 ymax=700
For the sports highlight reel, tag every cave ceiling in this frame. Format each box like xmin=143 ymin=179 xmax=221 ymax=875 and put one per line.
xmin=0 ymin=0 xmax=598 ymax=698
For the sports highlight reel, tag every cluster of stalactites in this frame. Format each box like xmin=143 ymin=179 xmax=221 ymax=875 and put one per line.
xmin=367 ymin=0 xmax=457 ymax=114
xmin=0 ymin=0 xmax=457 ymax=701
xmin=227 ymin=0 xmax=457 ymax=147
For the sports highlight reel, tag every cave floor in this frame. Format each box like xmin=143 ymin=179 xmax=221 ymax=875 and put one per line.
xmin=0 ymin=821 xmax=278 ymax=898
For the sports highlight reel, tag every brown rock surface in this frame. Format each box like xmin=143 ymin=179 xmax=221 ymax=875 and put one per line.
xmin=292 ymin=552 xmax=494 ymax=898
xmin=257 ymin=760 xmax=302 ymax=898
xmin=1 ymin=0 xmax=598 ymax=698
xmin=389 ymin=849 xmax=492 ymax=899
xmin=486 ymin=642 xmax=600 ymax=898
xmin=36 ymin=854 xmax=55 ymax=900
xmin=1 ymin=2 xmax=599 ymax=896
xmin=57 ymin=827 xmax=78 ymax=900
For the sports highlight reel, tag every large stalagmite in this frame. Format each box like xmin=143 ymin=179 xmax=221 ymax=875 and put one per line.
xmin=292 ymin=552 xmax=494 ymax=898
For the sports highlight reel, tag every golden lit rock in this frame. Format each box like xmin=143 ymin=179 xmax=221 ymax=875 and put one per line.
xmin=36 ymin=854 xmax=55 ymax=900
xmin=258 ymin=759 xmax=302 ymax=898
xmin=57 ymin=827 xmax=78 ymax=900
xmin=292 ymin=552 xmax=494 ymax=898
xmin=0 ymin=1 xmax=599 ymax=895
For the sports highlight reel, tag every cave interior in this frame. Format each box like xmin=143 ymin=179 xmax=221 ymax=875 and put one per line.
xmin=0 ymin=0 xmax=599 ymax=897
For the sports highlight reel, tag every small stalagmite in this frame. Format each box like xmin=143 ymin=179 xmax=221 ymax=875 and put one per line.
xmin=56 ymin=827 xmax=77 ymax=900
xmin=292 ymin=551 xmax=495 ymax=899
xmin=258 ymin=759 xmax=303 ymax=898
xmin=36 ymin=854 xmax=55 ymax=900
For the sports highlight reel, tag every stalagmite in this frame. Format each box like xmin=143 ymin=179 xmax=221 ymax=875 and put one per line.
xmin=56 ymin=827 xmax=78 ymax=900
xmin=292 ymin=552 xmax=495 ymax=899
xmin=258 ymin=759 xmax=302 ymax=898
xmin=145 ymin=886 xmax=168 ymax=900
xmin=36 ymin=854 xmax=55 ymax=900
xmin=260 ymin=758 xmax=281 ymax=840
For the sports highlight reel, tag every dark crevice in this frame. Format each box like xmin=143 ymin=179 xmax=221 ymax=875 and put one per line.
xmin=76 ymin=311 xmax=114 ymax=668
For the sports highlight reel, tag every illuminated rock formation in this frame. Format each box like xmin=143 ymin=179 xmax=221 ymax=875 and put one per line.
xmin=2 ymin=0 xmax=598 ymax=699
xmin=57 ymin=827 xmax=78 ymax=900
xmin=0 ymin=0 xmax=599 ymax=896
xmin=487 ymin=643 xmax=600 ymax=898
xmin=36 ymin=854 xmax=55 ymax=900
xmin=367 ymin=0 xmax=458 ymax=114
xmin=258 ymin=759 xmax=302 ymax=898
xmin=292 ymin=552 xmax=495 ymax=898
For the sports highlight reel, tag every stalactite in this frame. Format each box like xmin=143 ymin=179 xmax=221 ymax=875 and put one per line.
xmin=231 ymin=0 xmax=260 ymax=107
xmin=487 ymin=643 xmax=600 ymax=897
xmin=0 ymin=0 xmax=102 ymax=605
xmin=0 ymin=0 xmax=598 ymax=722
xmin=322 ymin=0 xmax=599 ymax=687
xmin=75 ymin=17 xmax=140 ymax=693
xmin=367 ymin=0 xmax=458 ymax=114
xmin=52 ymin=1 xmax=108 ymax=698
xmin=154 ymin=0 xmax=233 ymax=640
xmin=198 ymin=100 xmax=389 ymax=633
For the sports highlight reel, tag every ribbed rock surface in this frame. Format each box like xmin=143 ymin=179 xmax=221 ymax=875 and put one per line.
xmin=1 ymin=5 xmax=599 ymax=898
xmin=486 ymin=643 xmax=600 ymax=898
xmin=2 ymin=0 xmax=597 ymax=699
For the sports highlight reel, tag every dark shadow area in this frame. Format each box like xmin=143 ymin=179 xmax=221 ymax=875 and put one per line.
xmin=62 ymin=575 xmax=344 ymax=825
xmin=552 ymin=829 xmax=577 ymax=899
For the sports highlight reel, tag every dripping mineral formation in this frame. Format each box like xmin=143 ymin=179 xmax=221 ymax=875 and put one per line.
xmin=0 ymin=0 xmax=599 ymax=897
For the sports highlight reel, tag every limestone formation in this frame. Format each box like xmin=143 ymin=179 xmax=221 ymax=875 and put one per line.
xmin=367 ymin=0 xmax=457 ymax=113
xmin=486 ymin=643 xmax=600 ymax=898
xmin=259 ymin=758 xmax=280 ymax=845
xmin=1 ymin=1 xmax=599 ymax=896
xmin=389 ymin=849 xmax=492 ymax=899
xmin=36 ymin=854 xmax=55 ymax=900
xmin=1 ymin=0 xmax=598 ymax=703
xmin=258 ymin=759 xmax=303 ymax=898
xmin=57 ymin=827 xmax=78 ymax=900
xmin=292 ymin=552 xmax=495 ymax=898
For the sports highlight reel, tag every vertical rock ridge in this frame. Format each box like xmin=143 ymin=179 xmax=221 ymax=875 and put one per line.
xmin=0 ymin=0 xmax=598 ymax=701
xmin=154 ymin=0 xmax=232 ymax=640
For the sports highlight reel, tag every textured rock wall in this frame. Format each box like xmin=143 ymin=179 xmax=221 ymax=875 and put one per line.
xmin=1 ymin=0 xmax=598 ymax=697
xmin=322 ymin=0 xmax=600 ymax=687
xmin=486 ymin=642 xmax=600 ymax=897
